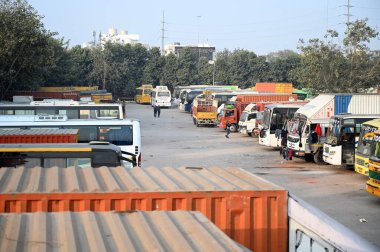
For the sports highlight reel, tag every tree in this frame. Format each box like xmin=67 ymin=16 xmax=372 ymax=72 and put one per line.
xmin=266 ymin=50 xmax=301 ymax=83
xmin=0 ymin=0 xmax=63 ymax=99
xmin=214 ymin=49 xmax=231 ymax=85
xmin=161 ymin=53 xmax=178 ymax=91
xmin=143 ymin=47 xmax=164 ymax=86
xmin=176 ymin=47 xmax=197 ymax=86
xmin=198 ymin=56 xmax=213 ymax=85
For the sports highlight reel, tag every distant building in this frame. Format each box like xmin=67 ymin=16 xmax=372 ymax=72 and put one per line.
xmin=81 ymin=28 xmax=140 ymax=49
xmin=164 ymin=43 xmax=215 ymax=61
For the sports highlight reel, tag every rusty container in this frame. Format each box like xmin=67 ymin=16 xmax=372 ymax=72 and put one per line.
xmin=0 ymin=166 xmax=288 ymax=252
xmin=236 ymin=93 xmax=297 ymax=103
xmin=0 ymin=129 xmax=78 ymax=143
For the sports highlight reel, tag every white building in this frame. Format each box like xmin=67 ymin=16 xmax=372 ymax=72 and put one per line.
xmin=81 ymin=28 xmax=140 ymax=49
xmin=100 ymin=28 xmax=139 ymax=46
xmin=164 ymin=42 xmax=215 ymax=61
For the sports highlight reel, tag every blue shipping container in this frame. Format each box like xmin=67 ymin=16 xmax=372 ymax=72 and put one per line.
xmin=334 ymin=95 xmax=352 ymax=115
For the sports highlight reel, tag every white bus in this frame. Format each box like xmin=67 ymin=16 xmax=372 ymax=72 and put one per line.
xmin=0 ymin=115 xmax=141 ymax=166
xmin=151 ymin=86 xmax=171 ymax=107
xmin=0 ymin=99 xmax=125 ymax=119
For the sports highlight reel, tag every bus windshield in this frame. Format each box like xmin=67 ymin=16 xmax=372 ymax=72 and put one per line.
xmin=370 ymin=135 xmax=380 ymax=161
xmin=357 ymin=125 xmax=378 ymax=156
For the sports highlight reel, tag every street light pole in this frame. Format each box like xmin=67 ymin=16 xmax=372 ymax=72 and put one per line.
xmin=208 ymin=60 xmax=215 ymax=86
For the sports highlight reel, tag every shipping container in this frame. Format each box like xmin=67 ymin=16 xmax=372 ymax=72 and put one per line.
xmin=0 ymin=211 xmax=249 ymax=252
xmin=12 ymin=91 xmax=80 ymax=101
xmin=236 ymin=93 xmax=297 ymax=103
xmin=39 ymin=86 xmax=98 ymax=92
xmin=0 ymin=129 xmax=78 ymax=143
xmin=0 ymin=166 xmax=288 ymax=252
xmin=255 ymin=82 xmax=293 ymax=94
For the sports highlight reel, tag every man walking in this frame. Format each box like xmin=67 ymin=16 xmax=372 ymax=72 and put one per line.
xmin=153 ymin=104 xmax=158 ymax=117
xmin=225 ymin=121 xmax=231 ymax=138
xmin=157 ymin=106 xmax=161 ymax=118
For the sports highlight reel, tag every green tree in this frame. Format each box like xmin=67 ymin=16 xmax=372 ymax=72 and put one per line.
xmin=266 ymin=50 xmax=301 ymax=83
xmin=0 ymin=0 xmax=62 ymax=98
xmin=198 ymin=56 xmax=213 ymax=85
xmin=214 ymin=49 xmax=232 ymax=85
xmin=344 ymin=19 xmax=379 ymax=92
xmin=176 ymin=47 xmax=197 ymax=86
xmin=161 ymin=53 xmax=178 ymax=90
xmin=143 ymin=47 xmax=164 ymax=86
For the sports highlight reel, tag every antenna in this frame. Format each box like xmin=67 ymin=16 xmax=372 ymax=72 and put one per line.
xmin=161 ymin=11 xmax=166 ymax=55
xmin=343 ymin=0 xmax=353 ymax=32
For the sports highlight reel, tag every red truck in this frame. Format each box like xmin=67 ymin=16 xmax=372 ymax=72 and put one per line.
xmin=218 ymin=94 xmax=298 ymax=132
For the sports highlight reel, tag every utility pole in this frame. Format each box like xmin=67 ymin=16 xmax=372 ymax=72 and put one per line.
xmin=197 ymin=15 xmax=201 ymax=82
xmin=161 ymin=11 xmax=166 ymax=55
xmin=343 ymin=0 xmax=353 ymax=33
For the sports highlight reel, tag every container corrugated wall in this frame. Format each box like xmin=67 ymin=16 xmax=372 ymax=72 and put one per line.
xmin=0 ymin=129 xmax=78 ymax=143
xmin=334 ymin=95 xmax=352 ymax=114
xmin=0 ymin=211 xmax=250 ymax=252
xmin=0 ymin=166 xmax=288 ymax=252
xmin=237 ymin=94 xmax=297 ymax=103
xmin=255 ymin=83 xmax=292 ymax=94
xmin=334 ymin=94 xmax=380 ymax=115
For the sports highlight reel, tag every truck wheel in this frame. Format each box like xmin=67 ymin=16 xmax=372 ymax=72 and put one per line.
xmin=229 ymin=124 xmax=237 ymax=132
xmin=313 ymin=149 xmax=326 ymax=165
xmin=196 ymin=121 xmax=200 ymax=127
xmin=248 ymin=132 xmax=252 ymax=136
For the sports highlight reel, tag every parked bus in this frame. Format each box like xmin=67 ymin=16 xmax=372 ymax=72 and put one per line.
xmin=367 ymin=130 xmax=380 ymax=197
xmin=151 ymin=86 xmax=171 ymax=107
xmin=135 ymin=84 xmax=153 ymax=104
xmin=323 ymin=114 xmax=380 ymax=166
xmin=259 ymin=103 xmax=305 ymax=148
xmin=0 ymin=99 xmax=124 ymax=119
xmin=0 ymin=115 xmax=141 ymax=166
xmin=0 ymin=142 xmax=136 ymax=168
xmin=355 ymin=119 xmax=380 ymax=175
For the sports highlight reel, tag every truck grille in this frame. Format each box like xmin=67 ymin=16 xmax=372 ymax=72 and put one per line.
xmin=356 ymin=158 xmax=365 ymax=166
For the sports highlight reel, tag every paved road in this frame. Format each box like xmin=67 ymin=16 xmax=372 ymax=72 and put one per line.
xmin=126 ymin=102 xmax=380 ymax=249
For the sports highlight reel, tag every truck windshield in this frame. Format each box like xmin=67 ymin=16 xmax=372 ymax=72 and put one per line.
xmin=158 ymin=91 xmax=170 ymax=97
xmin=262 ymin=109 xmax=271 ymax=129
xmin=240 ymin=112 xmax=248 ymax=122
xmin=288 ymin=117 xmax=306 ymax=136
xmin=357 ymin=125 xmax=378 ymax=156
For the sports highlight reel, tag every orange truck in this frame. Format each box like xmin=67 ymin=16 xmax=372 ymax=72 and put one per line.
xmin=218 ymin=94 xmax=298 ymax=132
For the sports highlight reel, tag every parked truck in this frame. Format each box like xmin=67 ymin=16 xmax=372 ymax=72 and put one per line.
xmin=238 ymin=103 xmax=264 ymax=136
xmin=323 ymin=114 xmax=380 ymax=166
xmin=218 ymin=93 xmax=298 ymax=132
xmin=192 ymin=92 xmax=219 ymax=127
xmin=287 ymin=94 xmax=380 ymax=164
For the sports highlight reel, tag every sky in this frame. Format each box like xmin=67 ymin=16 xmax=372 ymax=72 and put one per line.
xmin=28 ymin=0 xmax=380 ymax=55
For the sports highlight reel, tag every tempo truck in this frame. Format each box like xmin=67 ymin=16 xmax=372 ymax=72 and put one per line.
xmin=191 ymin=92 xmax=218 ymax=127
xmin=287 ymin=94 xmax=380 ymax=164
xmin=355 ymin=119 xmax=380 ymax=175
xmin=323 ymin=114 xmax=380 ymax=166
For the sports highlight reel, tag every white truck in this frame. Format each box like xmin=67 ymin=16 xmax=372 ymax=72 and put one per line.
xmin=287 ymin=94 xmax=380 ymax=164
xmin=238 ymin=103 xmax=263 ymax=136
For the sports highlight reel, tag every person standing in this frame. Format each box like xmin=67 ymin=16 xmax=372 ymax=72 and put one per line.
xmin=225 ymin=121 xmax=231 ymax=138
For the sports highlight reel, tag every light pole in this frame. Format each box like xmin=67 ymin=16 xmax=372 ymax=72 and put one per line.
xmin=208 ymin=60 xmax=215 ymax=86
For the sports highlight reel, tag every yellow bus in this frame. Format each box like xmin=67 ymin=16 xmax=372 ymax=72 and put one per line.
xmin=355 ymin=119 xmax=380 ymax=176
xmin=135 ymin=84 xmax=153 ymax=104
xmin=366 ymin=130 xmax=380 ymax=196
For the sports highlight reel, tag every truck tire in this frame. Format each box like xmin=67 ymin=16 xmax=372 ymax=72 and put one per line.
xmin=305 ymin=154 xmax=314 ymax=162
xmin=229 ymin=124 xmax=237 ymax=132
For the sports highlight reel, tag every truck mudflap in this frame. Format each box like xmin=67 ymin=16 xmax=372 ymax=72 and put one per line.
xmin=288 ymin=194 xmax=378 ymax=252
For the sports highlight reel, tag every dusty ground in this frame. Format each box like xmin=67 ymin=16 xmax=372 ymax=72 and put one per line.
xmin=126 ymin=102 xmax=380 ymax=249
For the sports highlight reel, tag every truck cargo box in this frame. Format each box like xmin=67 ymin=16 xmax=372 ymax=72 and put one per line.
xmin=0 ymin=166 xmax=288 ymax=252
xmin=0 ymin=211 xmax=249 ymax=252
xmin=0 ymin=129 xmax=78 ymax=143
xmin=236 ymin=93 xmax=297 ymax=103
xmin=255 ymin=82 xmax=293 ymax=94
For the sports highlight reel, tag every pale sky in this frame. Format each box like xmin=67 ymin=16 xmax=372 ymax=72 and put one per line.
xmin=29 ymin=0 xmax=380 ymax=55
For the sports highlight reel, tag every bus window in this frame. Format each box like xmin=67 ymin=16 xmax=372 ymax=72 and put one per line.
xmin=68 ymin=125 xmax=97 ymax=142
xmin=36 ymin=108 xmax=55 ymax=115
xmin=98 ymin=126 xmax=133 ymax=145
xmin=80 ymin=110 xmax=90 ymax=119
xmin=59 ymin=109 xmax=79 ymax=119
xmin=45 ymin=158 xmax=66 ymax=168
xmin=15 ymin=110 xmax=34 ymax=115
xmin=99 ymin=109 xmax=119 ymax=117
xmin=0 ymin=109 xmax=14 ymax=115
xmin=67 ymin=158 xmax=91 ymax=168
